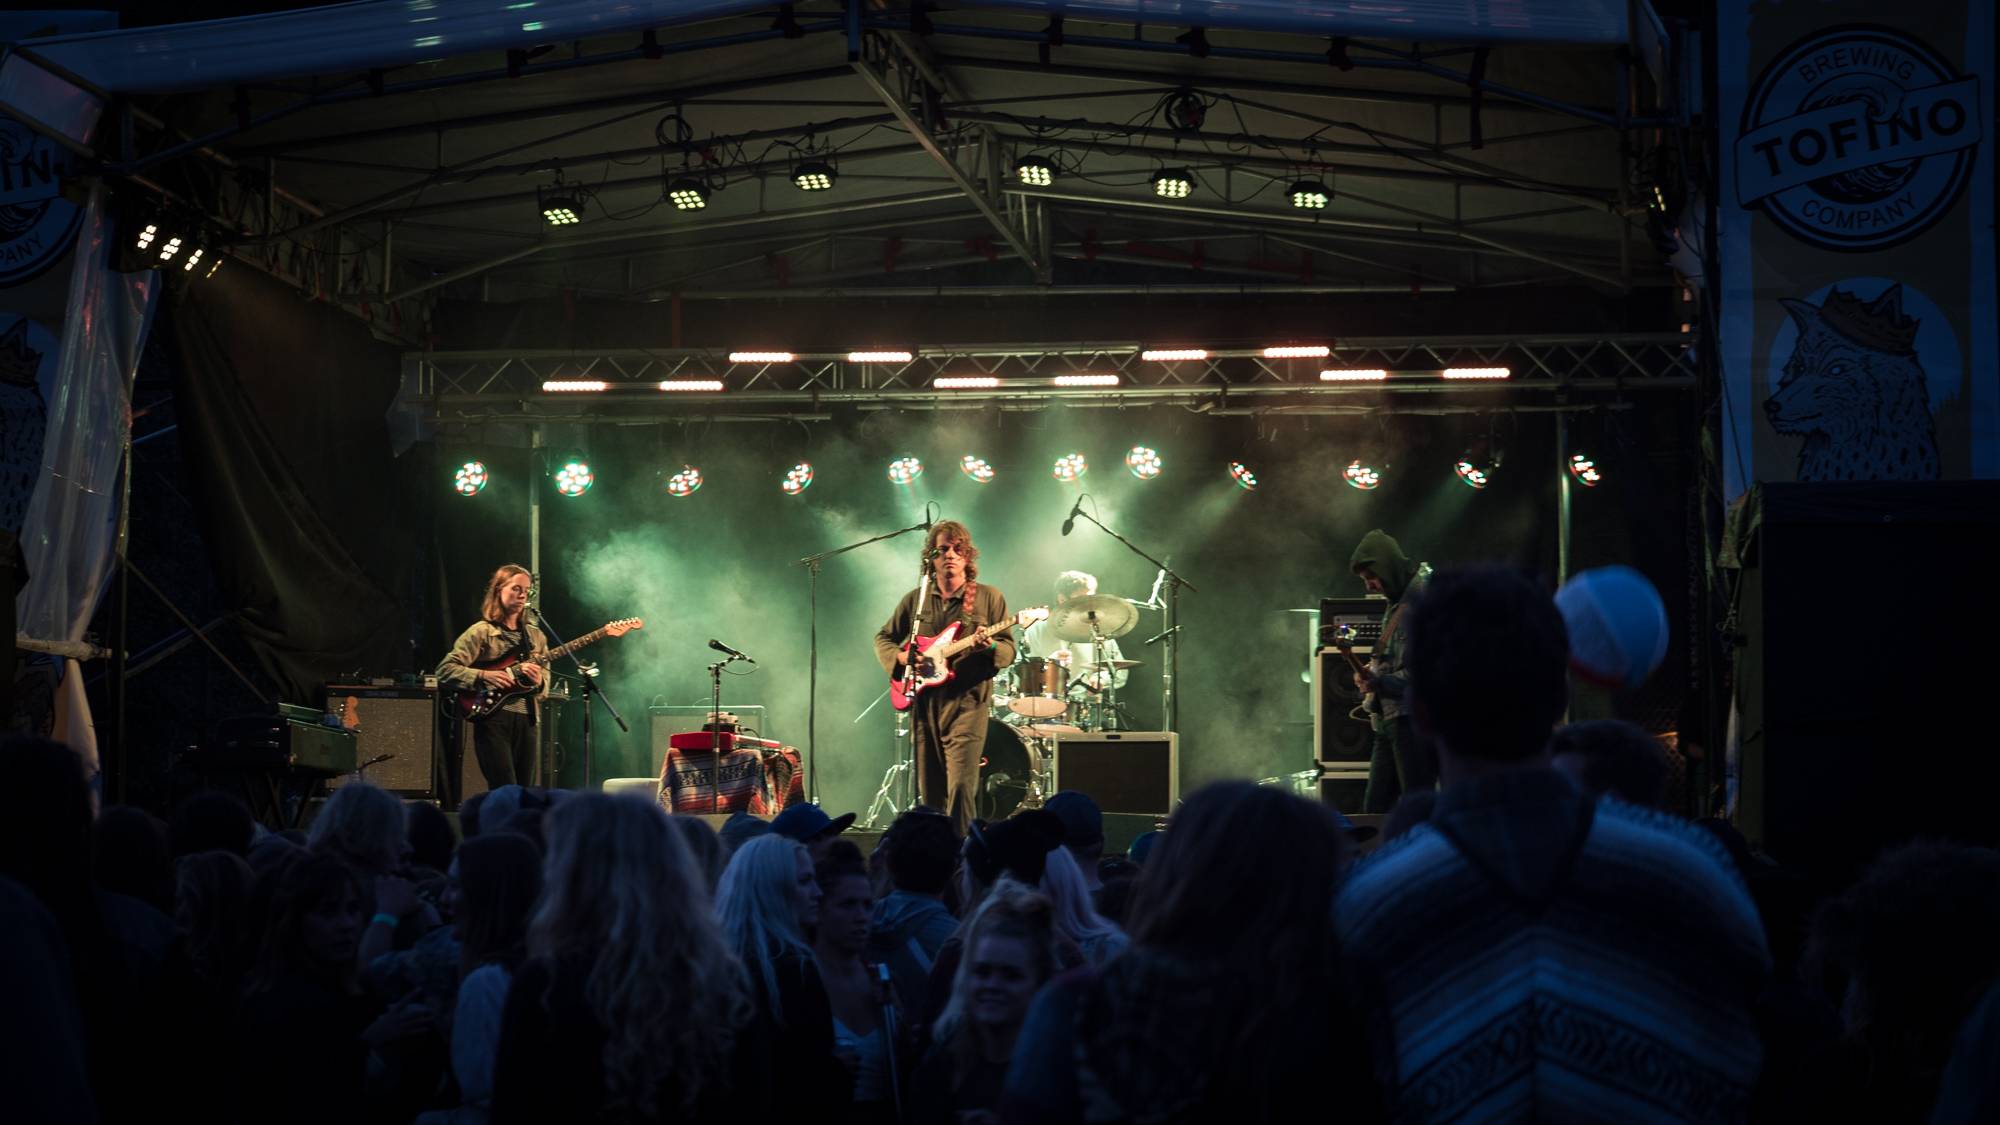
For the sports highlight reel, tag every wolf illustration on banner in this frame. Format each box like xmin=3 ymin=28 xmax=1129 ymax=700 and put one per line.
xmin=1763 ymin=283 xmax=1940 ymax=482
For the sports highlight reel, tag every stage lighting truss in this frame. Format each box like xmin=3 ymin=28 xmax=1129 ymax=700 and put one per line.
xmin=1016 ymin=155 xmax=1057 ymax=187
xmin=793 ymin=159 xmax=836 ymax=192
xmin=1052 ymin=452 xmax=1088 ymax=482
xmin=1288 ymin=180 xmax=1331 ymax=210
xmin=665 ymin=175 xmax=711 ymax=211
xmin=538 ymin=180 xmax=590 ymax=226
xmin=1228 ymin=461 xmax=1259 ymax=491
xmin=960 ymin=455 xmax=996 ymax=484
xmin=1126 ymin=446 xmax=1163 ymax=480
xmin=887 ymin=456 xmax=924 ymax=485
xmin=665 ymin=465 xmax=704 ymax=498
xmin=553 ymin=458 xmax=594 ymax=497
xmin=1343 ymin=460 xmax=1382 ymax=490
xmin=1569 ymin=453 xmax=1602 ymax=487
xmin=453 ymin=460 xmax=490 ymax=496
xmin=782 ymin=462 xmax=815 ymax=495
xmin=1152 ymin=168 xmax=1195 ymax=199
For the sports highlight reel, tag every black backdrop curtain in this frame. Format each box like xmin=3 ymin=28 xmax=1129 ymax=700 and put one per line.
xmin=165 ymin=268 xmax=418 ymax=703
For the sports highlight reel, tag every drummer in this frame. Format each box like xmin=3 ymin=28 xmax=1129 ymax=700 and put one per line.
xmin=1020 ymin=571 xmax=1130 ymax=697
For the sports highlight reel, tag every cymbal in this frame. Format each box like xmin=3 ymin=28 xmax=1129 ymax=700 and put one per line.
xmin=1050 ymin=594 xmax=1138 ymax=642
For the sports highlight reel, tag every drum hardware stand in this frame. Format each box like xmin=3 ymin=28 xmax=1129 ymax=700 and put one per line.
xmin=858 ymin=688 xmax=915 ymax=829
xmin=1063 ymin=506 xmax=1197 ymax=733
xmin=798 ymin=502 xmax=937 ymax=804
xmin=531 ymin=606 xmax=628 ymax=788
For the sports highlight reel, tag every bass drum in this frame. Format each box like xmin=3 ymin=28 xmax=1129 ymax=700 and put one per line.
xmin=978 ymin=719 xmax=1043 ymax=821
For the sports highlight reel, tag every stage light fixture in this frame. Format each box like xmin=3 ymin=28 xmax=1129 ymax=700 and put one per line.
xmin=1320 ymin=369 xmax=1389 ymax=382
xmin=538 ymin=182 xmax=587 ymax=226
xmin=934 ymin=376 xmax=1000 ymax=389
xmin=553 ymin=458 xmax=594 ymax=497
xmin=1569 ymin=452 xmax=1602 ymax=487
xmin=665 ymin=465 xmax=703 ymax=498
xmin=1052 ymin=374 xmax=1119 ymax=387
xmin=793 ymin=160 xmax=836 ymax=192
xmin=887 ymin=456 xmax=924 ymax=485
xmin=1052 ymin=453 xmax=1088 ymax=482
xmin=453 ymin=460 xmax=490 ymax=496
xmin=960 ymin=455 xmax=996 ymax=484
xmin=1289 ymin=181 xmax=1332 ymax=210
xmin=1228 ymin=461 xmax=1259 ymax=491
xmin=1454 ymin=459 xmax=1492 ymax=490
xmin=1152 ymin=169 xmax=1194 ymax=199
xmin=1017 ymin=155 xmax=1056 ymax=187
xmin=1264 ymin=345 xmax=1331 ymax=359
xmin=729 ymin=351 xmax=794 ymax=364
xmin=1441 ymin=366 xmax=1511 ymax=380
xmin=657 ymin=379 xmax=724 ymax=391
xmin=1141 ymin=348 xmax=1208 ymax=361
xmin=542 ymin=380 xmax=609 ymax=392
xmin=1343 ymin=459 xmax=1382 ymax=490
xmin=782 ymin=462 xmax=814 ymax=495
xmin=1126 ymin=446 xmax=1163 ymax=480
xmin=666 ymin=176 xmax=709 ymax=211
xmin=848 ymin=350 xmax=914 ymax=363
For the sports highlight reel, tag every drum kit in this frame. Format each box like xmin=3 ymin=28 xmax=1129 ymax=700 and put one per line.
xmin=981 ymin=593 xmax=1145 ymax=820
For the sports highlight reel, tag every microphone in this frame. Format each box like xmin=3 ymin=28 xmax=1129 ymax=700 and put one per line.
xmin=1060 ymin=495 xmax=1084 ymax=536
xmin=708 ymin=638 xmax=755 ymax=663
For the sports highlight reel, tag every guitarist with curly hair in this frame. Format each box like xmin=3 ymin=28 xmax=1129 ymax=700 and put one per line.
xmin=438 ymin=564 xmax=548 ymax=791
xmin=875 ymin=521 xmax=1017 ymax=833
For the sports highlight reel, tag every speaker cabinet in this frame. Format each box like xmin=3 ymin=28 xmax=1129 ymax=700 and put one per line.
xmin=325 ymin=686 xmax=438 ymax=796
xmin=647 ymin=705 xmax=770 ymax=777
xmin=1736 ymin=482 xmax=2000 ymax=878
xmin=1314 ymin=647 xmax=1376 ymax=764
xmin=1052 ymin=731 xmax=1177 ymax=816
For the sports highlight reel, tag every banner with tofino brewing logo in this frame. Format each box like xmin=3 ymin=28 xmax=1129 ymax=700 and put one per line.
xmin=1718 ymin=3 xmax=1997 ymax=501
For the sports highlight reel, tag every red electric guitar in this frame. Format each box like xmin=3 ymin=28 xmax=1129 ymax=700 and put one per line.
xmin=445 ymin=618 xmax=643 ymax=721
xmin=892 ymin=607 xmax=1047 ymax=711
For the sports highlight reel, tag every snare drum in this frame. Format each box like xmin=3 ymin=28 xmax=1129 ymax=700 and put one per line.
xmin=1007 ymin=657 xmax=1069 ymax=718
xmin=979 ymin=720 xmax=1043 ymax=820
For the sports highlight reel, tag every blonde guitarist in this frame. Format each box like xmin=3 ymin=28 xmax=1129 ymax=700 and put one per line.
xmin=438 ymin=564 xmax=549 ymax=792
xmin=873 ymin=521 xmax=1016 ymax=834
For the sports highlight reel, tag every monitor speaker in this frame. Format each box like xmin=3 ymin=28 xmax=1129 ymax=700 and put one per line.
xmin=324 ymin=686 xmax=438 ymax=796
xmin=1052 ymin=731 xmax=1177 ymax=816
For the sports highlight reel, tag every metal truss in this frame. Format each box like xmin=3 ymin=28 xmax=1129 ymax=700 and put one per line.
xmin=410 ymin=333 xmax=1695 ymax=423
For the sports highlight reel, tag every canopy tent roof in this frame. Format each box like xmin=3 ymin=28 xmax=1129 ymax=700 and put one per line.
xmin=5 ymin=0 xmax=1683 ymax=350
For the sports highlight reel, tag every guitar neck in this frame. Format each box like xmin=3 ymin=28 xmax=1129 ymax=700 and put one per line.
xmin=1335 ymin=647 xmax=1368 ymax=675
xmin=546 ymin=628 xmax=609 ymax=663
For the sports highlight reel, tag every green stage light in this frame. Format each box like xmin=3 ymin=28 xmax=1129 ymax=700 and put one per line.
xmin=453 ymin=460 xmax=489 ymax=496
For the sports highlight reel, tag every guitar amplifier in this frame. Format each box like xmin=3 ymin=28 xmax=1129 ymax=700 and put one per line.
xmin=1052 ymin=731 xmax=1177 ymax=816
xmin=1317 ymin=596 xmax=1385 ymax=648
xmin=1314 ymin=647 xmax=1375 ymax=808
xmin=325 ymin=685 xmax=439 ymax=796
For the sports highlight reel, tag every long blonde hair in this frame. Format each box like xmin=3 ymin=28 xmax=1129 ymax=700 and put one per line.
xmin=306 ymin=779 xmax=404 ymax=875
xmin=481 ymin=564 xmax=531 ymax=625
xmin=528 ymin=793 xmax=751 ymax=1118
xmin=715 ymin=834 xmax=816 ymax=1021
xmin=933 ymin=881 xmax=1062 ymax=1048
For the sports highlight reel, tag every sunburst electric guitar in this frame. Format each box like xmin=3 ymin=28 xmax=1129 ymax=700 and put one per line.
xmin=446 ymin=618 xmax=643 ymax=721
xmin=892 ymin=607 xmax=1048 ymax=711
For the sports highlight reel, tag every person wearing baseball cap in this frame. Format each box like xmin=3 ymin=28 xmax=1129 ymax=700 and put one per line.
xmin=770 ymin=802 xmax=856 ymax=860
xmin=1043 ymin=791 xmax=1105 ymax=892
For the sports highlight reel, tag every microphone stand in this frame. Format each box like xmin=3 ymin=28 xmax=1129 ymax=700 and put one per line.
xmin=796 ymin=504 xmax=935 ymax=803
xmin=1066 ymin=509 xmax=1197 ymax=734
xmin=705 ymin=655 xmax=749 ymax=814
xmin=531 ymin=607 xmax=629 ymax=789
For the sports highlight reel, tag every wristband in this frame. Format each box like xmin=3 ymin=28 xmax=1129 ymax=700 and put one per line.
xmin=370 ymin=912 xmax=400 ymax=929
